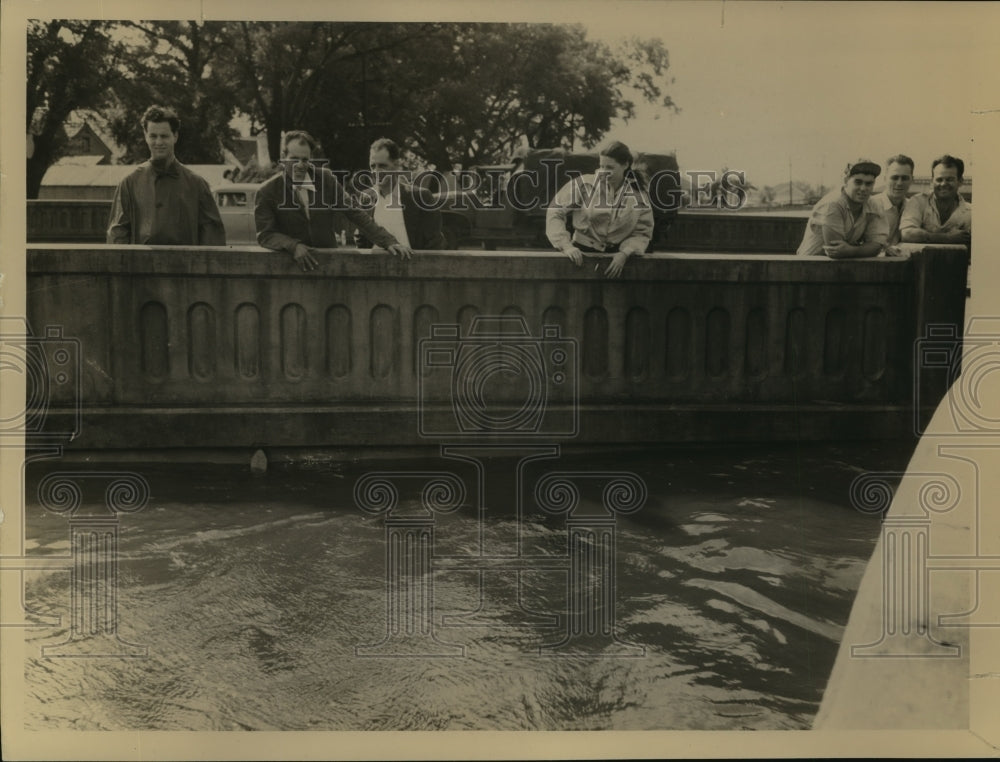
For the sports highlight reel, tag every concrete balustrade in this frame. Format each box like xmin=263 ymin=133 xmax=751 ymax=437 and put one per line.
xmin=662 ymin=210 xmax=809 ymax=252
xmin=27 ymin=199 xmax=809 ymax=252
xmin=27 ymin=200 xmax=113 ymax=243
xmin=25 ymin=244 xmax=968 ymax=451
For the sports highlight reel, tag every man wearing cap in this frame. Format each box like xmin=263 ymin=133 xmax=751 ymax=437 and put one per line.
xmin=899 ymin=155 xmax=971 ymax=246
xmin=869 ymin=154 xmax=915 ymax=251
xmin=796 ymin=159 xmax=888 ymax=258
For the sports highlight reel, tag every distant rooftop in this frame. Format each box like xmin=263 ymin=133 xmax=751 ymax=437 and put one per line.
xmin=40 ymin=159 xmax=233 ymax=199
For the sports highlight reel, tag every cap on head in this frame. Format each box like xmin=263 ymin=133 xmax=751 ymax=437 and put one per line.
xmin=845 ymin=159 xmax=881 ymax=178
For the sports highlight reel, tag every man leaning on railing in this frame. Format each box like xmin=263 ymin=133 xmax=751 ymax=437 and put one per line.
xmin=254 ymin=130 xmax=413 ymax=272
xmin=796 ymin=159 xmax=893 ymax=259
xmin=899 ymin=154 xmax=972 ymax=247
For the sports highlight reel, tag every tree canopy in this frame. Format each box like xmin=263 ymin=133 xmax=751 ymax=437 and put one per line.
xmin=26 ymin=20 xmax=678 ymax=197
xmin=105 ymin=21 xmax=239 ymax=165
xmin=27 ymin=20 xmax=125 ymax=198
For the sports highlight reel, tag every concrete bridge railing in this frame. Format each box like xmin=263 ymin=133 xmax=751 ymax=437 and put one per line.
xmin=27 ymin=199 xmax=808 ymax=252
xmin=25 ymin=244 xmax=968 ymax=451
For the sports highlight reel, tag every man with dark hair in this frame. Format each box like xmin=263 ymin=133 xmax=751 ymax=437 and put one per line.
xmin=900 ymin=154 xmax=972 ymax=245
xmin=255 ymin=130 xmax=412 ymax=271
xmin=796 ymin=159 xmax=888 ymax=258
xmin=107 ymin=105 xmax=226 ymax=245
xmin=869 ymin=154 xmax=914 ymax=252
xmin=356 ymin=137 xmax=446 ymax=250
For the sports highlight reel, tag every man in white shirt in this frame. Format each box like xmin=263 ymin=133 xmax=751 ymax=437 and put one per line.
xmin=869 ymin=154 xmax=914 ymax=253
xmin=362 ymin=138 xmax=446 ymax=252
xmin=899 ymin=155 xmax=972 ymax=246
xmin=255 ymin=130 xmax=412 ymax=271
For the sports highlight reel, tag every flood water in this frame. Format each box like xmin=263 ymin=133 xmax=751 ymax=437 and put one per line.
xmin=19 ymin=440 xmax=913 ymax=731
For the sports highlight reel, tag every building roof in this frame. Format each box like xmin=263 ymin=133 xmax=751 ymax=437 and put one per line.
xmin=61 ymin=110 xmax=124 ymax=162
xmin=229 ymin=138 xmax=260 ymax=166
xmin=41 ymin=160 xmax=233 ymax=189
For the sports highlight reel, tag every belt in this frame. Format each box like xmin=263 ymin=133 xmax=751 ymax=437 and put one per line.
xmin=575 ymin=241 xmax=620 ymax=254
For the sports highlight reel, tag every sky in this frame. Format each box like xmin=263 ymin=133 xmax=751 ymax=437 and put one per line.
xmin=15 ymin=0 xmax=999 ymax=192
xmin=574 ymin=1 xmax=999 ymax=189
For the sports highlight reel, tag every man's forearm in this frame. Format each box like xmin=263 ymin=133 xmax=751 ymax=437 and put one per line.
xmin=254 ymin=201 xmax=299 ymax=253
xmin=824 ymin=241 xmax=883 ymax=259
xmin=928 ymin=231 xmax=969 ymax=244
xmin=106 ymin=188 xmax=131 ymax=244
xmin=347 ymin=208 xmax=397 ymax=249
xmin=900 ymin=227 xmax=929 ymax=243
xmin=901 ymin=228 xmax=968 ymax=244
xmin=257 ymin=230 xmax=299 ymax=254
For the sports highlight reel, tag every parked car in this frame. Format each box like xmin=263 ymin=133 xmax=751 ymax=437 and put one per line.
xmin=212 ymin=183 xmax=261 ymax=245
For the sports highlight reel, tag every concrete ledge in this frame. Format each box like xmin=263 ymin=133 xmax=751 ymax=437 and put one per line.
xmin=24 ymin=245 xmax=968 ymax=449
xmin=813 ymin=390 xmax=995 ymax=730
xmin=33 ymin=403 xmax=918 ymax=450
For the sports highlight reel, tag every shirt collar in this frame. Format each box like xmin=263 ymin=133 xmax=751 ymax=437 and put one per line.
xmin=878 ymin=191 xmax=905 ymax=210
xmin=928 ymin=190 xmax=966 ymax=209
xmin=149 ymin=158 xmax=180 ymax=179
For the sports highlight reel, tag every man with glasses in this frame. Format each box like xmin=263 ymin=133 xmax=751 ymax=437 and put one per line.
xmin=255 ymin=130 xmax=412 ymax=271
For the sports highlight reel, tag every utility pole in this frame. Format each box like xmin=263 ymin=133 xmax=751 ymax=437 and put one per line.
xmin=788 ymin=157 xmax=793 ymax=208
xmin=348 ymin=51 xmax=391 ymax=149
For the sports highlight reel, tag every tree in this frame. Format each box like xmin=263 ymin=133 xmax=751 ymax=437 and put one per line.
xmin=224 ymin=22 xmax=678 ymax=171
xmin=26 ymin=20 xmax=125 ymax=198
xmin=222 ymin=21 xmax=440 ymax=167
xmin=105 ymin=21 xmax=240 ymax=165
xmin=357 ymin=24 xmax=678 ymax=169
xmin=795 ymin=182 xmax=829 ymax=206
xmin=27 ymin=21 xmax=679 ymax=197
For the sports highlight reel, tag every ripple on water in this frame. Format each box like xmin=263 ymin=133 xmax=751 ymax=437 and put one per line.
xmin=20 ymin=441 xmax=902 ymax=730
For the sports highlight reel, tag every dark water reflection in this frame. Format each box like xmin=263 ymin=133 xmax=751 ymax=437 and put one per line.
xmin=21 ymin=441 xmax=912 ymax=730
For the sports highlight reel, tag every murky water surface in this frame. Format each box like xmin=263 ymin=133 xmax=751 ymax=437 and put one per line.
xmin=20 ymin=441 xmax=912 ymax=730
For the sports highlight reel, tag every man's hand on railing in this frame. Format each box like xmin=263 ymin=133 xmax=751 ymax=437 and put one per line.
xmin=564 ymin=246 xmax=584 ymax=266
xmin=882 ymin=245 xmax=911 ymax=259
xmin=604 ymin=251 xmax=630 ymax=279
xmin=387 ymin=243 xmax=413 ymax=260
xmin=293 ymin=243 xmax=319 ymax=272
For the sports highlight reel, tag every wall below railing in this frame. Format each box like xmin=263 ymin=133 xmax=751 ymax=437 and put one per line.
xmin=25 ymin=245 xmax=968 ymax=450
xmin=663 ymin=210 xmax=809 ymax=252
xmin=27 ymin=199 xmax=809 ymax=252
xmin=26 ymin=200 xmax=112 ymax=242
